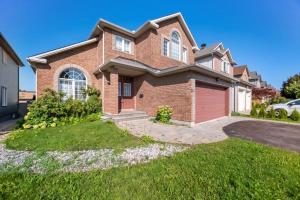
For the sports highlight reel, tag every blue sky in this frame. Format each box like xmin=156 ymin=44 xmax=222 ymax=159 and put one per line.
xmin=1 ymin=0 xmax=299 ymax=90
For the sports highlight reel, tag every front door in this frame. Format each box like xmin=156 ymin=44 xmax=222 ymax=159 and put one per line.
xmin=118 ymin=76 xmax=134 ymax=111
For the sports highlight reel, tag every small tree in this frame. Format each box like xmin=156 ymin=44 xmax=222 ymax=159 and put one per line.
xmin=281 ymin=73 xmax=300 ymax=99
xmin=290 ymin=109 xmax=300 ymax=121
xmin=277 ymin=109 xmax=288 ymax=119
xmin=258 ymin=107 xmax=266 ymax=118
xmin=267 ymin=108 xmax=276 ymax=118
xmin=250 ymin=105 xmax=258 ymax=117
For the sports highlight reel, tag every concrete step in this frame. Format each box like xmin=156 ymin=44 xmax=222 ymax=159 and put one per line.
xmin=102 ymin=111 xmax=149 ymax=122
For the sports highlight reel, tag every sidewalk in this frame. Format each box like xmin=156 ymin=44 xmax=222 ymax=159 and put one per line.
xmin=0 ymin=119 xmax=18 ymax=133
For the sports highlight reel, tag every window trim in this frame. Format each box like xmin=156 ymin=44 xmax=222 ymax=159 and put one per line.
xmin=58 ymin=68 xmax=87 ymax=101
xmin=222 ymin=60 xmax=230 ymax=74
xmin=113 ymin=34 xmax=133 ymax=54
xmin=1 ymin=86 xmax=7 ymax=107
xmin=170 ymin=31 xmax=181 ymax=61
xmin=162 ymin=38 xmax=170 ymax=57
xmin=182 ymin=47 xmax=188 ymax=63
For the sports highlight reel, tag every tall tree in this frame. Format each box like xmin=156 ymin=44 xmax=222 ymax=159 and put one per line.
xmin=281 ymin=73 xmax=300 ymax=99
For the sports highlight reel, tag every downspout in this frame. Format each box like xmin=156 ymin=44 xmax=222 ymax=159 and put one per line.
xmin=17 ymin=66 xmax=20 ymax=117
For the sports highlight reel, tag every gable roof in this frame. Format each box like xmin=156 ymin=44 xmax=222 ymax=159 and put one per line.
xmin=90 ymin=12 xmax=199 ymax=50
xmin=0 ymin=33 xmax=24 ymax=66
xmin=233 ymin=65 xmax=250 ymax=76
xmin=249 ymin=71 xmax=262 ymax=80
xmin=27 ymin=38 xmax=98 ymax=64
xmin=194 ymin=42 xmax=236 ymax=65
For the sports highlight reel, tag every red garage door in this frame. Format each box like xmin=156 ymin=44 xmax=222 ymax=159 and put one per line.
xmin=195 ymin=82 xmax=229 ymax=123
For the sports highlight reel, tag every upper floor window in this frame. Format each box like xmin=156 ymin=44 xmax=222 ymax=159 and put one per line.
xmin=182 ymin=47 xmax=187 ymax=63
xmin=171 ymin=31 xmax=180 ymax=60
xmin=58 ymin=68 xmax=87 ymax=101
xmin=163 ymin=38 xmax=170 ymax=56
xmin=2 ymin=49 xmax=7 ymax=64
xmin=114 ymin=35 xmax=132 ymax=54
xmin=222 ymin=61 xmax=230 ymax=74
xmin=1 ymin=86 xmax=7 ymax=107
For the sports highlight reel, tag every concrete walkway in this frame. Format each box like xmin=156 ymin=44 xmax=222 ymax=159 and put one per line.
xmin=0 ymin=119 xmax=18 ymax=134
xmin=117 ymin=117 xmax=253 ymax=145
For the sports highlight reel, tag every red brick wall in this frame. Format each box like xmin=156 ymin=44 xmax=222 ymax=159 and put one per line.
xmin=135 ymin=18 xmax=195 ymax=69
xmin=36 ymin=43 xmax=102 ymax=97
xmin=134 ymin=71 xmax=193 ymax=122
xmin=213 ymin=53 xmax=234 ymax=76
xmin=103 ymin=69 xmax=118 ymax=114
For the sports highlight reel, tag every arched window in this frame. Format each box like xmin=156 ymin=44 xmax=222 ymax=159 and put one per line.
xmin=58 ymin=68 xmax=87 ymax=100
xmin=171 ymin=31 xmax=180 ymax=60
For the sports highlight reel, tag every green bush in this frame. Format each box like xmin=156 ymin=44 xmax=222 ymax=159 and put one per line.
xmin=155 ymin=106 xmax=173 ymax=123
xmin=250 ymin=106 xmax=258 ymax=117
xmin=231 ymin=112 xmax=241 ymax=116
xmin=258 ymin=107 xmax=266 ymax=118
xmin=270 ymin=96 xmax=288 ymax=104
xmin=277 ymin=109 xmax=288 ymax=119
xmin=22 ymin=88 xmax=102 ymax=129
xmin=290 ymin=109 xmax=300 ymax=121
xmin=267 ymin=108 xmax=276 ymax=118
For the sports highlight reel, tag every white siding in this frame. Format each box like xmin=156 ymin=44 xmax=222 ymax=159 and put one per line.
xmin=196 ymin=57 xmax=213 ymax=69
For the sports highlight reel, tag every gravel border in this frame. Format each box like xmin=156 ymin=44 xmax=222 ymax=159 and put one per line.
xmin=0 ymin=143 xmax=187 ymax=173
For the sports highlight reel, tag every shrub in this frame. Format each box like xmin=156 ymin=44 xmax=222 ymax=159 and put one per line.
xmin=250 ymin=106 xmax=258 ymax=117
xmin=267 ymin=108 xmax=276 ymax=118
xmin=277 ymin=109 xmax=288 ymax=119
xmin=270 ymin=96 xmax=288 ymax=104
xmin=22 ymin=87 xmax=102 ymax=129
xmin=231 ymin=112 xmax=241 ymax=116
xmin=155 ymin=106 xmax=173 ymax=123
xmin=258 ymin=107 xmax=266 ymax=118
xmin=290 ymin=109 xmax=300 ymax=121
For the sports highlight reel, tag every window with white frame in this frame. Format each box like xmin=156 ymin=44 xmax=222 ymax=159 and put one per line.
xmin=163 ymin=38 xmax=169 ymax=56
xmin=2 ymin=49 xmax=7 ymax=64
xmin=118 ymin=82 xmax=122 ymax=97
xmin=171 ymin=31 xmax=180 ymax=60
xmin=58 ymin=68 xmax=87 ymax=101
xmin=114 ymin=35 xmax=132 ymax=54
xmin=182 ymin=47 xmax=187 ymax=63
xmin=222 ymin=61 xmax=230 ymax=73
xmin=1 ymin=86 xmax=7 ymax=107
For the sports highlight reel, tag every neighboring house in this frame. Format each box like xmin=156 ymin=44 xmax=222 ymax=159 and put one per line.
xmin=249 ymin=71 xmax=262 ymax=88
xmin=0 ymin=33 xmax=24 ymax=120
xmin=195 ymin=43 xmax=253 ymax=113
xmin=19 ymin=90 xmax=35 ymax=102
xmin=233 ymin=65 xmax=253 ymax=112
xmin=28 ymin=13 xmax=249 ymax=126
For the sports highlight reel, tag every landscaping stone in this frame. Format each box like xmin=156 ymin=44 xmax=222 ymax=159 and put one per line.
xmin=0 ymin=143 xmax=186 ymax=173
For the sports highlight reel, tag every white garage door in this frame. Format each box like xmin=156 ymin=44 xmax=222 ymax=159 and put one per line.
xmin=238 ymin=89 xmax=246 ymax=112
xmin=246 ymin=91 xmax=251 ymax=110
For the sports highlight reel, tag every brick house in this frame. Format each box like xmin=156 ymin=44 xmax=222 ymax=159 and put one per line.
xmin=27 ymin=13 xmax=247 ymax=126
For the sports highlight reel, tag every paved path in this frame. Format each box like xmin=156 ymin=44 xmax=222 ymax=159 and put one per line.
xmin=223 ymin=120 xmax=300 ymax=153
xmin=118 ymin=117 xmax=253 ymax=145
xmin=0 ymin=119 xmax=18 ymax=134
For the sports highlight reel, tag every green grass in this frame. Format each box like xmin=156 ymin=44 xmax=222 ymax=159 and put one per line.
xmin=1 ymin=138 xmax=300 ymax=199
xmin=5 ymin=121 xmax=145 ymax=151
xmin=238 ymin=114 xmax=300 ymax=124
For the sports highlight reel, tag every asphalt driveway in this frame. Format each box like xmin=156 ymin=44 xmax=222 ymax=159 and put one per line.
xmin=223 ymin=120 xmax=300 ymax=153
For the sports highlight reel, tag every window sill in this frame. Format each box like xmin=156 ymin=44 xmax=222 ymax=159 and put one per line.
xmin=113 ymin=48 xmax=134 ymax=56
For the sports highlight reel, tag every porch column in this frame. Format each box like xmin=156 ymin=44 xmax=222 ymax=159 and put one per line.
xmin=103 ymin=68 xmax=119 ymax=115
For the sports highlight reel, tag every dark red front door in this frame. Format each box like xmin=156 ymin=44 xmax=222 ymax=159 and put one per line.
xmin=118 ymin=76 xmax=134 ymax=111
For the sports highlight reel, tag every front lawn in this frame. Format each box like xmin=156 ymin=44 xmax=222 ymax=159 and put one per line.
xmin=5 ymin=121 xmax=145 ymax=151
xmin=1 ymin=138 xmax=299 ymax=199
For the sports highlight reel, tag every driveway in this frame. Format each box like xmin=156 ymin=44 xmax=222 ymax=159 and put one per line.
xmin=223 ymin=120 xmax=300 ymax=152
xmin=118 ymin=117 xmax=249 ymax=145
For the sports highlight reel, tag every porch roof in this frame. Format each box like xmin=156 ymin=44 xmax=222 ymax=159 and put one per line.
xmin=94 ymin=57 xmax=240 ymax=83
